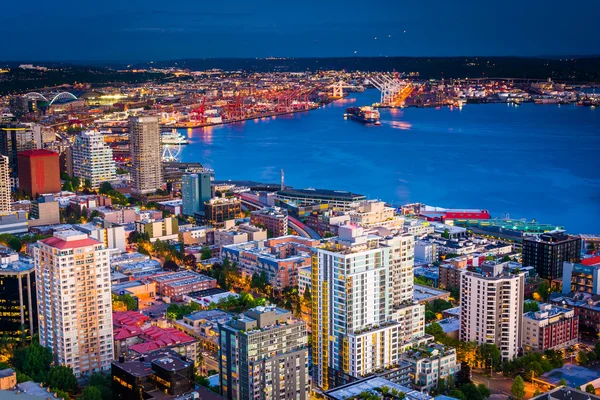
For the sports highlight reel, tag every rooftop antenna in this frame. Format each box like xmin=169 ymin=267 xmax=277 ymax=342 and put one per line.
xmin=280 ymin=169 xmax=285 ymax=190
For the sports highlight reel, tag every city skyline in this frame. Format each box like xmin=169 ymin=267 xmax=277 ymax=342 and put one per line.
xmin=2 ymin=0 xmax=600 ymax=61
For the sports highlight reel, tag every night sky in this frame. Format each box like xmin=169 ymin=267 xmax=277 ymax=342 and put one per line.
xmin=3 ymin=0 xmax=599 ymax=61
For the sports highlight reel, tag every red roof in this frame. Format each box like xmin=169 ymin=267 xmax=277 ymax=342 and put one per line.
xmin=581 ymin=256 xmax=600 ymax=266
xmin=129 ymin=326 xmax=196 ymax=355
xmin=114 ymin=325 xmax=143 ymax=341
xmin=17 ymin=149 xmax=59 ymax=158
xmin=40 ymin=236 xmax=101 ymax=250
xmin=113 ymin=311 xmax=149 ymax=327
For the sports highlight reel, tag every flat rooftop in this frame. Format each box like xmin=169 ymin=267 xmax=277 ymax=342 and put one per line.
xmin=539 ymin=364 xmax=600 ymax=388
xmin=324 ymin=376 xmax=431 ymax=400
xmin=413 ymin=284 xmax=450 ymax=302
xmin=277 ymin=187 xmax=365 ymax=201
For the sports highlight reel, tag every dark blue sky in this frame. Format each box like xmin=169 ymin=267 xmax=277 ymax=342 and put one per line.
xmin=3 ymin=0 xmax=599 ymax=61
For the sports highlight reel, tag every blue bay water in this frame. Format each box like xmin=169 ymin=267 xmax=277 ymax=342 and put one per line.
xmin=180 ymin=90 xmax=600 ymax=234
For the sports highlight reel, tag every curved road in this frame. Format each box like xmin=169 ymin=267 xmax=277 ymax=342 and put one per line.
xmin=236 ymin=194 xmax=321 ymax=240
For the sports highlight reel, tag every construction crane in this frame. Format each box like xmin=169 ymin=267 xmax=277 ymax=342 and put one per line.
xmin=369 ymin=74 xmax=414 ymax=107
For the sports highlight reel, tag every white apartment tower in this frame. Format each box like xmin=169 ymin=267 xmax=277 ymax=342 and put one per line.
xmin=460 ymin=269 xmax=524 ymax=362
xmin=312 ymin=225 xmax=423 ymax=390
xmin=0 ymin=156 xmax=10 ymax=212
xmin=35 ymin=230 xmax=114 ymax=377
xmin=129 ymin=116 xmax=163 ymax=194
xmin=72 ymin=131 xmax=116 ymax=189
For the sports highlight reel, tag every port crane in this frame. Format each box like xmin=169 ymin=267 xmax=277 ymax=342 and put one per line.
xmin=369 ymin=74 xmax=413 ymax=107
xmin=328 ymin=81 xmax=364 ymax=98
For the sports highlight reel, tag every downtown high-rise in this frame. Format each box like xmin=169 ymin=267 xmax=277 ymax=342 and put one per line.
xmin=219 ymin=306 xmax=309 ymax=400
xmin=0 ymin=155 xmax=10 ymax=212
xmin=35 ymin=230 xmax=114 ymax=377
xmin=460 ymin=267 xmax=524 ymax=362
xmin=129 ymin=116 xmax=163 ymax=194
xmin=72 ymin=131 xmax=116 ymax=189
xmin=311 ymin=225 xmax=424 ymax=389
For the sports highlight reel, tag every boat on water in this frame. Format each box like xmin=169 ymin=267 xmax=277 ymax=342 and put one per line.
xmin=345 ymin=106 xmax=381 ymax=124
xmin=161 ymin=129 xmax=188 ymax=145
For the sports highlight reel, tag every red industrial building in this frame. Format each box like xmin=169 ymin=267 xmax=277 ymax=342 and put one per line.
xmin=17 ymin=150 xmax=61 ymax=198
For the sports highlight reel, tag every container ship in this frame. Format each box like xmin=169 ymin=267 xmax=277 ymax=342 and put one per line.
xmin=345 ymin=106 xmax=381 ymax=124
xmin=161 ymin=129 xmax=188 ymax=145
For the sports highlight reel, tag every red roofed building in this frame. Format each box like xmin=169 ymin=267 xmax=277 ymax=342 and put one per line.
xmin=113 ymin=320 xmax=199 ymax=365
xmin=581 ymin=256 xmax=600 ymax=266
xmin=17 ymin=149 xmax=60 ymax=197
xmin=113 ymin=311 xmax=149 ymax=327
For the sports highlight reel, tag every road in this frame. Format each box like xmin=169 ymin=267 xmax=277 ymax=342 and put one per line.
xmin=472 ymin=371 xmax=540 ymax=400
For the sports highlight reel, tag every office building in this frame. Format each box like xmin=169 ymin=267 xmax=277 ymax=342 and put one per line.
xmin=460 ymin=269 xmax=524 ymax=362
xmin=522 ymin=303 xmax=578 ymax=352
xmin=28 ymin=195 xmax=60 ymax=227
xmin=35 ymin=230 xmax=114 ymax=377
xmin=203 ymin=197 xmax=241 ymax=226
xmin=129 ymin=117 xmax=163 ymax=194
xmin=562 ymin=257 xmax=600 ymax=295
xmin=198 ymin=171 xmax=212 ymax=211
xmin=112 ymin=349 xmax=195 ymax=400
xmin=250 ymin=206 xmax=288 ymax=237
xmin=312 ymin=225 xmax=422 ymax=390
xmin=135 ymin=217 xmax=179 ymax=242
xmin=0 ymin=156 xmax=10 ymax=212
xmin=72 ymin=131 xmax=116 ymax=189
xmin=219 ymin=306 xmax=309 ymax=400
xmin=221 ymin=235 xmax=319 ymax=293
xmin=0 ymin=211 xmax=28 ymax=235
xmin=182 ymin=174 xmax=200 ymax=216
xmin=0 ymin=123 xmax=39 ymax=186
xmin=523 ymin=232 xmax=582 ymax=281
xmin=16 ymin=150 xmax=60 ymax=197
xmin=0 ymin=250 xmax=37 ymax=341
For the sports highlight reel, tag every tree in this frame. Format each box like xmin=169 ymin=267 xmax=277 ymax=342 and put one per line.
xmin=112 ymin=294 xmax=137 ymax=311
xmin=585 ymin=384 xmax=596 ymax=394
xmin=576 ymin=350 xmax=589 ymax=365
xmin=437 ymin=378 xmax=447 ymax=394
xmin=88 ymin=373 xmax=112 ymax=400
xmin=459 ymin=383 xmax=484 ymax=400
xmin=99 ymin=182 xmax=113 ymax=194
xmin=476 ymin=343 xmax=502 ymax=369
xmin=511 ymin=376 xmax=526 ymax=400
xmin=12 ymin=341 xmax=53 ymax=382
xmin=163 ymin=259 xmax=179 ymax=271
xmin=456 ymin=361 xmax=472 ymax=386
xmin=558 ymin=378 xmax=567 ymax=386
xmin=535 ymin=280 xmax=550 ymax=302
xmin=425 ymin=322 xmax=445 ymax=341
xmin=534 ymin=388 xmax=542 ymax=397
xmin=449 ymin=389 xmax=466 ymax=400
xmin=425 ymin=310 xmax=437 ymax=323
xmin=524 ymin=301 xmax=540 ymax=313
xmin=84 ymin=179 xmax=92 ymax=190
xmin=53 ymin=389 xmax=70 ymax=400
xmin=200 ymin=247 xmax=212 ymax=260
xmin=45 ymin=365 xmax=77 ymax=392
xmin=525 ymin=361 xmax=544 ymax=382
xmin=477 ymin=383 xmax=491 ymax=399
xmin=442 ymin=228 xmax=450 ymax=239
xmin=81 ymin=386 xmax=103 ymax=400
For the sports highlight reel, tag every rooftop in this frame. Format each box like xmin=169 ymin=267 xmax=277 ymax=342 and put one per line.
xmin=41 ymin=230 xmax=102 ymax=250
xmin=324 ymin=376 xmax=431 ymax=400
xmin=17 ymin=149 xmax=59 ymax=158
xmin=581 ymin=256 xmax=600 ymax=266
xmin=531 ymin=386 xmax=600 ymax=400
xmin=524 ymin=303 xmax=573 ymax=321
xmin=277 ymin=187 xmax=366 ymax=200
xmin=539 ymin=364 xmax=600 ymax=388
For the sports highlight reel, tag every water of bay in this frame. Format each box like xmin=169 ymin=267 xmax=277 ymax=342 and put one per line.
xmin=180 ymin=90 xmax=600 ymax=234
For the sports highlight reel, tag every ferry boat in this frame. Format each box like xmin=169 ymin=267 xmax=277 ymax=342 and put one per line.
xmin=345 ymin=106 xmax=381 ymax=124
xmin=161 ymin=129 xmax=188 ymax=145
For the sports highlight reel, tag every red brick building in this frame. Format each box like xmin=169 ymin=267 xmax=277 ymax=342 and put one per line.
xmin=522 ymin=303 xmax=579 ymax=352
xmin=17 ymin=150 xmax=60 ymax=197
xmin=149 ymin=271 xmax=217 ymax=300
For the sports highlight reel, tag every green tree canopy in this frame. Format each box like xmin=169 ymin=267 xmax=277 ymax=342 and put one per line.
xmin=45 ymin=365 xmax=78 ymax=392
xmin=81 ymin=386 xmax=103 ymax=400
xmin=585 ymin=384 xmax=596 ymax=394
xmin=511 ymin=376 xmax=526 ymax=400
xmin=12 ymin=341 xmax=53 ymax=382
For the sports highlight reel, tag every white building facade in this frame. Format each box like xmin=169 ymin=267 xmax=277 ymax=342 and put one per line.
xmin=35 ymin=230 xmax=114 ymax=377
xmin=72 ymin=131 xmax=116 ymax=189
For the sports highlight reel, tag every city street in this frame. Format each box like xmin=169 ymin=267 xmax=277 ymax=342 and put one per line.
xmin=472 ymin=371 xmax=540 ymax=399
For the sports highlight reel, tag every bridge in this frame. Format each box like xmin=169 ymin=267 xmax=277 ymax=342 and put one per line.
xmin=23 ymin=91 xmax=78 ymax=105
xmin=236 ymin=193 xmax=321 ymax=240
